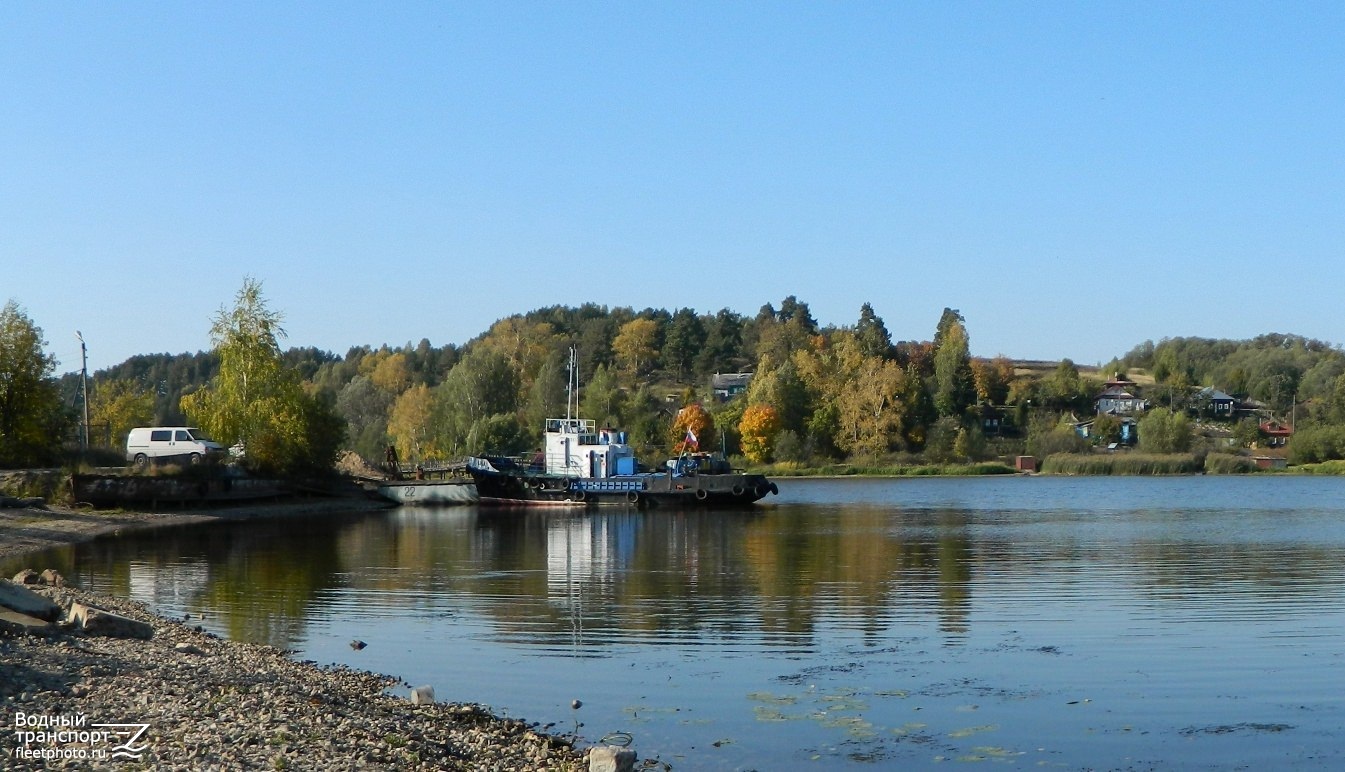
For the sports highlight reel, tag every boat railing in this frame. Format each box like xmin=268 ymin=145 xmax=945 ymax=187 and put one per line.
xmin=394 ymin=459 xmax=471 ymax=480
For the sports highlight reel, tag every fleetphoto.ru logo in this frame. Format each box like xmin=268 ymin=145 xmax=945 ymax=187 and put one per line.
xmin=10 ymin=711 xmax=150 ymax=762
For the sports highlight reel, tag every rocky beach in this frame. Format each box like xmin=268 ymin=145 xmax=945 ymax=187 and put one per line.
xmin=0 ymin=498 xmax=621 ymax=771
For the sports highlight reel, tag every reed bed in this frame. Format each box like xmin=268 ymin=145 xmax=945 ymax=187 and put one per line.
xmin=1041 ymin=453 xmax=1204 ymax=475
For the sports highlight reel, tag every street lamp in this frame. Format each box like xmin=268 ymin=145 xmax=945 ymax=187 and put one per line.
xmin=75 ymin=331 xmax=89 ymax=450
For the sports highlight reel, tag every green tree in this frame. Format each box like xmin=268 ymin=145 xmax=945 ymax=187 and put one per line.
xmin=0 ymin=300 xmax=66 ymax=467
xmin=1232 ymin=417 xmax=1262 ymax=449
xmin=932 ymin=309 xmax=974 ymax=417
xmin=663 ymin=308 xmax=706 ymax=380
xmin=746 ymin=358 xmax=810 ymax=435
xmin=1025 ymin=412 xmax=1090 ymax=458
xmin=180 ymin=279 xmax=344 ymax=475
xmin=695 ymin=308 xmax=744 ymax=377
xmin=581 ymin=364 xmax=624 ymax=428
xmin=335 ymin=375 xmax=394 ymax=460
xmin=428 ymin=348 xmax=520 ymax=455
xmin=855 ymin=302 xmax=892 ymax=359
xmin=1041 ymin=359 xmax=1092 ymax=412
xmin=1137 ymin=407 xmax=1193 ymax=454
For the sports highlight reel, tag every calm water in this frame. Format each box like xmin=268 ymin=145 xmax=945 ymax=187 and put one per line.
xmin=8 ymin=476 xmax=1345 ymax=769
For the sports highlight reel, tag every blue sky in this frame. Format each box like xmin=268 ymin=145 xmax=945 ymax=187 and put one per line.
xmin=3 ymin=2 xmax=1342 ymax=374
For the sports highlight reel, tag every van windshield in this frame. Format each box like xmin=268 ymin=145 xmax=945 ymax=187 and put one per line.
xmin=185 ymin=429 xmax=214 ymax=442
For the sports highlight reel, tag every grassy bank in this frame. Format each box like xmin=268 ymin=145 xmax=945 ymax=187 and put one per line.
xmin=1284 ymin=459 xmax=1345 ymax=475
xmin=754 ymin=461 xmax=1018 ymax=477
xmin=1041 ymin=452 xmax=1260 ymax=475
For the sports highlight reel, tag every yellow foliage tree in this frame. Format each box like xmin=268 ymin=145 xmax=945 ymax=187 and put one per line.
xmin=387 ymin=384 xmax=436 ymax=460
xmin=477 ymin=317 xmax=559 ymax=386
xmin=89 ymin=379 xmax=155 ymax=449
xmin=370 ymin=352 xmax=412 ymax=393
xmin=613 ymin=318 xmax=660 ymax=378
xmin=739 ymin=404 xmax=781 ymax=464
xmin=835 ymin=357 xmax=906 ymax=456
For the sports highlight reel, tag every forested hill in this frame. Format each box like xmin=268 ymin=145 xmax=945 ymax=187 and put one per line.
xmin=59 ymin=298 xmax=1345 ymax=466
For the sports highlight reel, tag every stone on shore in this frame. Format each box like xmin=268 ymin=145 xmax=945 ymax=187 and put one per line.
xmin=410 ymin=684 xmax=436 ymax=705
xmin=12 ymin=568 xmax=39 ymax=584
xmin=588 ymin=745 xmax=637 ymax=772
xmin=0 ymin=605 xmax=53 ymax=634
xmin=0 ymin=579 xmax=62 ymax=621
xmin=38 ymin=568 xmax=65 ymax=587
xmin=68 ymin=600 xmax=154 ymax=639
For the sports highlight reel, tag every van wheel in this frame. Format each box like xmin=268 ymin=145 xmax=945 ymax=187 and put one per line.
xmin=189 ymin=453 xmax=202 ymax=465
xmin=133 ymin=454 xmax=148 ymax=469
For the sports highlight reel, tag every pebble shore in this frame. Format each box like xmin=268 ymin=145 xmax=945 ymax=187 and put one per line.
xmin=2 ymin=580 xmax=587 ymax=770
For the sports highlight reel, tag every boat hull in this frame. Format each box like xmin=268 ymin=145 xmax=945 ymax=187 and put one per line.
xmin=467 ymin=457 xmax=778 ymax=508
xmin=376 ymin=480 xmax=478 ymax=506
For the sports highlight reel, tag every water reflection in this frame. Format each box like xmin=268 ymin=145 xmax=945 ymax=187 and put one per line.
xmin=10 ymin=490 xmax=1345 ymax=653
xmin=7 ymin=476 xmax=1345 ymax=769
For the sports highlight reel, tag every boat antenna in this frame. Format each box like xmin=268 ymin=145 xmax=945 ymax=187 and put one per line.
xmin=566 ymin=345 xmax=578 ymax=421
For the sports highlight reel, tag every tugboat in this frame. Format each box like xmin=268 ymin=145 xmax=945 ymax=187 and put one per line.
xmin=466 ymin=349 xmax=778 ymax=508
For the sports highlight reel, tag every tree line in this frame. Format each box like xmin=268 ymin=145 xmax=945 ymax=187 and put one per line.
xmin=6 ymin=282 xmax=1345 ymax=473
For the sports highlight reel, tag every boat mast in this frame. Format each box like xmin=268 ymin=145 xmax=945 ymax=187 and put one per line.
xmin=566 ymin=345 xmax=578 ymax=422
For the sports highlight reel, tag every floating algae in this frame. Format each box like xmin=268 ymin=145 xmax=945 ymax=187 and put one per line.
xmin=948 ymin=724 xmax=999 ymax=739
xmin=747 ymin=691 xmax=800 ymax=706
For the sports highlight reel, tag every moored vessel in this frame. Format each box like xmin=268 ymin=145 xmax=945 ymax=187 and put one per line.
xmin=466 ymin=348 xmax=778 ymax=508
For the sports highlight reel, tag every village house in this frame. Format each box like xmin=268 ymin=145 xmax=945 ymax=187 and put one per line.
xmin=1095 ymin=373 xmax=1147 ymax=415
xmin=711 ymin=372 xmax=753 ymax=401
xmin=1194 ymin=387 xmax=1237 ymax=419
xmin=1258 ymin=420 xmax=1294 ymax=447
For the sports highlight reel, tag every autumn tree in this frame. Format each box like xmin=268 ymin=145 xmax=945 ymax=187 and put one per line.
xmin=971 ymin=356 xmax=1014 ymax=405
xmin=0 ymin=301 xmax=66 ymax=467
xmin=670 ymin=402 xmax=714 ymax=454
xmin=613 ymin=318 xmax=660 ymax=378
xmin=89 ymin=379 xmax=155 ymax=449
xmin=739 ymin=403 xmax=781 ymax=464
xmin=745 ymin=358 xmax=810 ymax=435
xmin=181 ymin=279 xmax=344 ymax=475
xmin=835 ymin=356 xmax=907 ymax=457
xmin=388 ymin=384 xmax=435 ymax=460
xmin=477 ymin=317 xmax=560 ymax=393
xmin=369 ymin=352 xmax=413 ymax=393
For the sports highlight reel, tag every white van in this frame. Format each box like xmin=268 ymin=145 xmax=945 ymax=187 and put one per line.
xmin=125 ymin=427 xmax=225 ymax=467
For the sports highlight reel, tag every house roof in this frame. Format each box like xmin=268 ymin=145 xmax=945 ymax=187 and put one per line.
xmin=1259 ymin=420 xmax=1294 ymax=435
xmin=1096 ymin=385 xmax=1140 ymax=400
xmin=1197 ymin=387 xmax=1236 ymax=401
xmin=712 ymin=372 xmax=754 ymax=390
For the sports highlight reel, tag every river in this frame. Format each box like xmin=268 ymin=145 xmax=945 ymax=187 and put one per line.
xmin=7 ymin=475 xmax=1345 ymax=769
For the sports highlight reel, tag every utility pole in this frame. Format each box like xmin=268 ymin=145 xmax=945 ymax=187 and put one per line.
xmin=76 ymin=331 xmax=89 ymax=451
